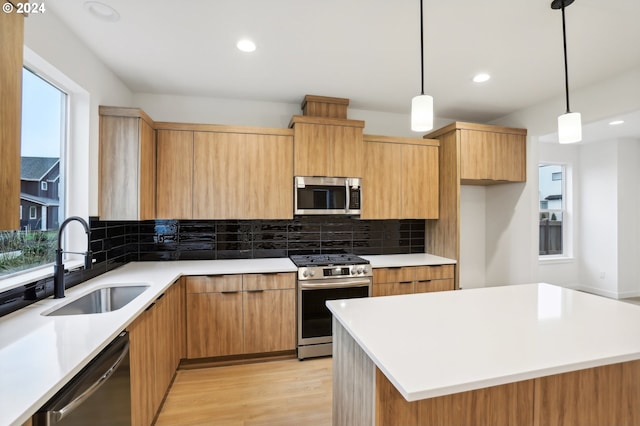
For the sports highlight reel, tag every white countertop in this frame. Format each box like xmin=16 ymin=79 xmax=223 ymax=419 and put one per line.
xmin=0 ymin=258 xmax=296 ymax=426
xmin=327 ymin=283 xmax=640 ymax=402
xmin=361 ymin=253 xmax=456 ymax=268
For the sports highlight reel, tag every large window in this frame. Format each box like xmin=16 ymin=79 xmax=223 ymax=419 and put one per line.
xmin=0 ymin=68 xmax=67 ymax=277
xmin=539 ymin=164 xmax=566 ymax=256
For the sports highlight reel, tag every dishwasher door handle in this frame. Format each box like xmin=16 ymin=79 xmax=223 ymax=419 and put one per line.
xmin=50 ymin=332 xmax=130 ymax=423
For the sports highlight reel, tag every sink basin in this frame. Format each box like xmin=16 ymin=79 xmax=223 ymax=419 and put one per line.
xmin=44 ymin=284 xmax=150 ymax=316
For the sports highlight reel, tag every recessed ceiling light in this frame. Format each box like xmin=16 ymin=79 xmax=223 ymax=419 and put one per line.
xmin=609 ymin=120 xmax=624 ymax=126
xmin=84 ymin=1 xmax=120 ymax=22
xmin=472 ymin=73 xmax=491 ymax=83
xmin=236 ymin=39 xmax=256 ymax=53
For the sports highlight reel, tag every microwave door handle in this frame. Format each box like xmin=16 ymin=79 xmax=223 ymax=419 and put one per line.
xmin=345 ymin=180 xmax=351 ymax=213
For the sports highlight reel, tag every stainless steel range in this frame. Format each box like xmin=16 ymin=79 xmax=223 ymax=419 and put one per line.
xmin=291 ymin=254 xmax=372 ymax=359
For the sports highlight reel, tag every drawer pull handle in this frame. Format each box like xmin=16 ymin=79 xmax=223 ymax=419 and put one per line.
xmin=400 ymin=281 xmax=412 ymax=285
xmin=246 ymin=289 xmax=265 ymax=293
xmin=221 ymin=291 xmax=240 ymax=294
xmin=417 ymin=280 xmax=432 ymax=283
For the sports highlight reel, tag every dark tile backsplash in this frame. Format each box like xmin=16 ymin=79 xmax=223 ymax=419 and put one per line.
xmin=0 ymin=216 xmax=425 ymax=316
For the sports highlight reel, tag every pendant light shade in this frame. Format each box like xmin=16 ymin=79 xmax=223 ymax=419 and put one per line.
xmin=558 ymin=111 xmax=582 ymax=144
xmin=411 ymin=94 xmax=433 ymax=132
xmin=411 ymin=0 xmax=433 ymax=132
xmin=552 ymin=0 xmax=581 ymax=143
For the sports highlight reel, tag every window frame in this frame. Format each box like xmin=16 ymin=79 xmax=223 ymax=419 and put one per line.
xmin=538 ymin=162 xmax=572 ymax=260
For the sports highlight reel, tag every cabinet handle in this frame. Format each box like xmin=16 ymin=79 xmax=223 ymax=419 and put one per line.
xmin=156 ymin=293 xmax=165 ymax=301
xmin=399 ymin=281 xmax=412 ymax=285
xmin=145 ymin=302 xmax=156 ymax=311
xmin=387 ymin=267 xmax=403 ymax=270
xmin=220 ymin=291 xmax=240 ymax=294
xmin=417 ymin=280 xmax=432 ymax=283
xmin=246 ymin=289 xmax=265 ymax=293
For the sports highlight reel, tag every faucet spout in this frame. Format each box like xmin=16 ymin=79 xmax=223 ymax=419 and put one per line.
xmin=53 ymin=216 xmax=92 ymax=299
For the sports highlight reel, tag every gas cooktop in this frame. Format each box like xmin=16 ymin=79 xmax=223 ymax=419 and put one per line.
xmin=289 ymin=253 xmax=369 ymax=268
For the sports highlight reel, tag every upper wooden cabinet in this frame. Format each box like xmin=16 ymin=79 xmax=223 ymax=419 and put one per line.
xmin=154 ymin=123 xmax=294 ymax=220
xmin=290 ymin=115 xmax=365 ymax=177
xmin=192 ymin=129 xmax=293 ymax=219
xmin=361 ymin=135 xmax=439 ymax=219
xmin=99 ymin=107 xmax=156 ymax=220
xmin=0 ymin=9 xmax=24 ymax=230
xmin=427 ymin=122 xmax=527 ymax=185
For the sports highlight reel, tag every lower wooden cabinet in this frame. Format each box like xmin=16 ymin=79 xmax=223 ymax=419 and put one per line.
xmin=186 ymin=272 xmax=296 ymax=359
xmin=129 ymin=278 xmax=185 ymax=426
xmin=373 ymin=265 xmax=454 ymax=297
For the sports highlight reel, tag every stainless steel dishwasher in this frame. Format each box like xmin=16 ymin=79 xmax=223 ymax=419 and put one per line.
xmin=33 ymin=331 xmax=131 ymax=426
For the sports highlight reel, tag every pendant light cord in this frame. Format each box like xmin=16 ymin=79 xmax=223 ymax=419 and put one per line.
xmin=561 ymin=3 xmax=571 ymax=113
xmin=419 ymin=0 xmax=424 ymax=96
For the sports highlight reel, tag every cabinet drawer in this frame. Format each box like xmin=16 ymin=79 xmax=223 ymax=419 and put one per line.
xmin=243 ymin=272 xmax=296 ymax=291
xmin=186 ymin=275 xmax=242 ymax=293
xmin=415 ymin=278 xmax=454 ymax=293
xmin=373 ymin=267 xmax=415 ymax=284
xmin=415 ymin=265 xmax=454 ymax=280
xmin=373 ymin=281 xmax=415 ymax=297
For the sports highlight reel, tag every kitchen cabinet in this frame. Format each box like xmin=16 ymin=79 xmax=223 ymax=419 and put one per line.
xmin=186 ymin=275 xmax=243 ymax=358
xmin=0 ymin=6 xmax=24 ymax=230
xmin=428 ymin=122 xmax=527 ymax=185
xmin=361 ymin=135 xmax=439 ymax=219
xmin=290 ymin=115 xmax=365 ymax=177
xmin=372 ymin=265 xmax=454 ymax=297
xmin=129 ymin=279 xmax=185 ymax=426
xmin=156 ymin=129 xmax=194 ymax=219
xmin=192 ymin=130 xmax=293 ymax=219
xmin=186 ymin=272 xmax=296 ymax=359
xmin=99 ymin=107 xmax=156 ymax=220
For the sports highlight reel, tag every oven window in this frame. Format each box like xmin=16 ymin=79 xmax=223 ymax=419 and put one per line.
xmin=300 ymin=286 xmax=369 ymax=339
xmin=297 ymin=185 xmax=346 ymax=210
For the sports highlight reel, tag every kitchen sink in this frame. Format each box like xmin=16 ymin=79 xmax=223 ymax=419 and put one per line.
xmin=43 ymin=284 xmax=150 ymax=316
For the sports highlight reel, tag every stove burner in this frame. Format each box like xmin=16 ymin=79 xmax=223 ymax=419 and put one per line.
xmin=289 ymin=253 xmax=368 ymax=267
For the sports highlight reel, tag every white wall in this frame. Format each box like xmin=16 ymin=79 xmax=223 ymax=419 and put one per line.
xmin=617 ymin=139 xmax=640 ymax=297
xmin=578 ymin=141 xmax=619 ymax=297
xmin=23 ymin=11 xmax=134 ymax=218
xmin=459 ymin=186 xmax=486 ymax=288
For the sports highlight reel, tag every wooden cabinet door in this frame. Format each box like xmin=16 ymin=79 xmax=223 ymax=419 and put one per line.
xmin=459 ymin=129 xmax=493 ymax=181
xmin=129 ymin=307 xmax=156 ymax=426
xmin=493 ymin=133 xmax=526 ymax=182
xmin=361 ymin=141 xmax=402 ymax=219
xmin=293 ymin=122 xmax=363 ymax=177
xmin=0 ymin=10 xmax=23 ymax=230
xmin=415 ymin=279 xmax=454 ymax=293
xmin=139 ymin=119 xmax=157 ymax=220
xmin=243 ymin=288 xmax=296 ymax=353
xmin=245 ymin=134 xmax=293 ymax=219
xmin=402 ymin=144 xmax=439 ymax=219
xmin=193 ymin=131 xmax=242 ymax=218
xmin=156 ymin=130 xmax=193 ymax=219
xmin=243 ymin=272 xmax=295 ymax=353
xmin=373 ymin=281 xmax=415 ymax=297
xmin=186 ymin=276 xmax=243 ymax=358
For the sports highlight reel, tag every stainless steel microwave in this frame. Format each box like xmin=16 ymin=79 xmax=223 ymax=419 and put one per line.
xmin=294 ymin=176 xmax=361 ymax=215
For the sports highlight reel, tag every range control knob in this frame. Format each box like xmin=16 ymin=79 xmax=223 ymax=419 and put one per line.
xmin=356 ymin=266 xmax=364 ymax=274
xmin=362 ymin=266 xmax=369 ymax=274
xmin=309 ymin=270 xmax=315 ymax=277
xmin=302 ymin=270 xmax=309 ymax=278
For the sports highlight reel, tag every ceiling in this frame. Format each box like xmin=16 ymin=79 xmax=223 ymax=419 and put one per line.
xmin=47 ymin=0 xmax=640 ymax=138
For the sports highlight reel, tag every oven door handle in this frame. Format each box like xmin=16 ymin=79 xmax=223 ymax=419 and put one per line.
xmin=300 ymin=278 xmax=371 ymax=290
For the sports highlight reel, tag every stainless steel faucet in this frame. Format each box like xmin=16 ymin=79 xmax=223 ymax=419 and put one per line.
xmin=53 ymin=216 xmax=93 ymax=298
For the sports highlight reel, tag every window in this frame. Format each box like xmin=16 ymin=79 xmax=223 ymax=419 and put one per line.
xmin=0 ymin=68 xmax=66 ymax=278
xmin=539 ymin=164 xmax=566 ymax=256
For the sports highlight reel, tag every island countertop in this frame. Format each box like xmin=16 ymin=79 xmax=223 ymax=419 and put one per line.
xmin=326 ymin=283 xmax=640 ymax=402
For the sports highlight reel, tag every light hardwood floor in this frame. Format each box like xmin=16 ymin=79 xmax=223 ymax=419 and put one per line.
xmin=156 ymin=357 xmax=332 ymax=426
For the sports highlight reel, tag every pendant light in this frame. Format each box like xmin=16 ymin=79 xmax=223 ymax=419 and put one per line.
xmin=552 ymin=0 xmax=581 ymax=144
xmin=411 ymin=0 xmax=433 ymax=132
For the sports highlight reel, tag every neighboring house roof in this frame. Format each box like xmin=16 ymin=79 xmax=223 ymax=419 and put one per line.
xmin=20 ymin=157 xmax=59 ymax=181
xmin=20 ymin=193 xmax=59 ymax=207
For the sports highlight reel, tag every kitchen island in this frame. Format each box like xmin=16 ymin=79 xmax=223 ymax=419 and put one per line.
xmin=327 ymin=283 xmax=640 ymax=425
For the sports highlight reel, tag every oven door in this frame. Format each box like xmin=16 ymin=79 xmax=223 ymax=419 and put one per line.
xmin=298 ymin=277 xmax=371 ymax=346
